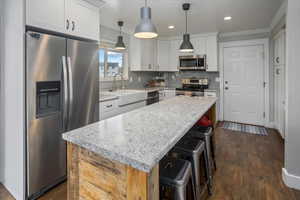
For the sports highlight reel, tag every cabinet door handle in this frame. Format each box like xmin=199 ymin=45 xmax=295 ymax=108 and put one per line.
xmin=148 ymin=64 xmax=151 ymax=69
xmin=276 ymin=57 xmax=280 ymax=64
xmin=106 ymin=105 xmax=113 ymax=108
xmin=66 ymin=19 xmax=70 ymax=30
xmin=72 ymin=21 xmax=75 ymax=31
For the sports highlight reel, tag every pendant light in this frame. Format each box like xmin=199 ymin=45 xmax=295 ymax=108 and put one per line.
xmin=134 ymin=0 xmax=158 ymax=39
xmin=115 ymin=21 xmax=126 ymax=50
xmin=180 ymin=3 xmax=194 ymax=53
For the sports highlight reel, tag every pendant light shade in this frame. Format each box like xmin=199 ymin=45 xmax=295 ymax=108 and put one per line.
xmin=180 ymin=3 xmax=194 ymax=53
xmin=180 ymin=34 xmax=194 ymax=53
xmin=115 ymin=21 xmax=126 ymax=50
xmin=134 ymin=0 xmax=158 ymax=39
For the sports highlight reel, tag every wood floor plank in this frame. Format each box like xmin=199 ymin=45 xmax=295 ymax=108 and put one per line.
xmin=1 ymin=123 xmax=300 ymax=200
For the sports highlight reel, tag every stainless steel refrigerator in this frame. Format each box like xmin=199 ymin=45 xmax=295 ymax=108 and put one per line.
xmin=25 ymin=31 xmax=99 ymax=199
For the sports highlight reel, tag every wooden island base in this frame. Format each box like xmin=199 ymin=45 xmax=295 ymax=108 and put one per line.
xmin=67 ymin=103 xmax=216 ymax=200
xmin=67 ymin=143 xmax=159 ymax=200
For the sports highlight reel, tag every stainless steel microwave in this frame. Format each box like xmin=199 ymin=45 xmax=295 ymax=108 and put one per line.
xmin=179 ymin=55 xmax=207 ymax=71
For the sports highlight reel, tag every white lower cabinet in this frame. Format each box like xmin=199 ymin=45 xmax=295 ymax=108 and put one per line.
xmin=100 ymin=99 xmax=146 ymax=121
xmin=119 ymin=101 xmax=146 ymax=114
xmin=26 ymin=0 xmax=100 ymax=41
xmin=159 ymin=89 xmax=176 ymax=101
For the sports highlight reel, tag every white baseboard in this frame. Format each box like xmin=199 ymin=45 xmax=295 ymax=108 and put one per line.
xmin=282 ymin=168 xmax=300 ymax=190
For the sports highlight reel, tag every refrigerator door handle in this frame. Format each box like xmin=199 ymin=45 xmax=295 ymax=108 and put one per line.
xmin=62 ymin=56 xmax=69 ymax=130
xmin=67 ymin=57 xmax=74 ymax=129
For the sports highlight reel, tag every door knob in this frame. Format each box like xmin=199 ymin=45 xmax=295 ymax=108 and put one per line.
xmin=225 ymin=87 xmax=229 ymax=90
xmin=225 ymin=81 xmax=228 ymax=84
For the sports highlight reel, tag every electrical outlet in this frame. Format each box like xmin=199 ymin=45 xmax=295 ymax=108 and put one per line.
xmin=129 ymin=76 xmax=133 ymax=82
xmin=138 ymin=76 xmax=141 ymax=82
xmin=215 ymin=77 xmax=220 ymax=82
xmin=172 ymin=75 xmax=175 ymax=80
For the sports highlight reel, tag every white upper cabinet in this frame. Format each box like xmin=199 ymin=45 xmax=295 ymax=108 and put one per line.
xmin=129 ymin=34 xmax=218 ymax=72
xmin=26 ymin=0 xmax=100 ymax=41
xmin=130 ymin=37 xmax=157 ymax=71
xmin=157 ymin=40 xmax=170 ymax=71
xmin=157 ymin=40 xmax=179 ymax=72
xmin=205 ymin=35 xmax=218 ymax=72
xmin=26 ymin=0 xmax=66 ymax=33
xmin=191 ymin=37 xmax=206 ymax=55
xmin=169 ymin=40 xmax=181 ymax=71
xmin=65 ymin=0 xmax=100 ymax=40
xmin=274 ymin=30 xmax=285 ymax=66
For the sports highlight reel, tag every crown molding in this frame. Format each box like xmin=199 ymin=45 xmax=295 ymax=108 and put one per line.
xmin=219 ymin=28 xmax=270 ymax=38
xmin=270 ymin=0 xmax=287 ymax=31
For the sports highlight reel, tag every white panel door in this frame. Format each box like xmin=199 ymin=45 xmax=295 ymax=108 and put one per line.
xmin=224 ymin=45 xmax=265 ymax=126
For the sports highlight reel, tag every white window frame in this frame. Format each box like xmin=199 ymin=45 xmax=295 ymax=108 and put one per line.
xmin=99 ymin=42 xmax=129 ymax=82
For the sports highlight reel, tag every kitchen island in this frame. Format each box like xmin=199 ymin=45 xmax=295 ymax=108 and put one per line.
xmin=63 ymin=96 xmax=217 ymax=200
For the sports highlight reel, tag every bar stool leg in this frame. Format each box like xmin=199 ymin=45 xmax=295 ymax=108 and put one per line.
xmin=204 ymin=147 xmax=213 ymax=195
xmin=174 ymin=186 xmax=186 ymax=200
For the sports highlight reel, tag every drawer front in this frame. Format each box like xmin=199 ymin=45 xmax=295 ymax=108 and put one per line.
xmin=100 ymin=100 xmax=117 ymax=113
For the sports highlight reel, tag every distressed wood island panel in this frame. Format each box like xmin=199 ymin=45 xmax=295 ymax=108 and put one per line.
xmin=67 ymin=143 xmax=159 ymax=200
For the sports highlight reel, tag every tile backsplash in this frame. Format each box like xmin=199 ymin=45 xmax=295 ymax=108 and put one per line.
xmin=100 ymin=71 xmax=220 ymax=92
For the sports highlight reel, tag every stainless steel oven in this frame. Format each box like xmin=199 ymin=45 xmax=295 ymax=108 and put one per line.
xmin=179 ymin=55 xmax=207 ymax=71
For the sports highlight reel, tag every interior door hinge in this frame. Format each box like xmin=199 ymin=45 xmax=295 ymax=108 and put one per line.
xmin=263 ymin=82 xmax=267 ymax=88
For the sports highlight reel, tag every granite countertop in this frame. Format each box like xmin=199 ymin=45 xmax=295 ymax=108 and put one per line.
xmin=63 ymin=96 xmax=217 ymax=172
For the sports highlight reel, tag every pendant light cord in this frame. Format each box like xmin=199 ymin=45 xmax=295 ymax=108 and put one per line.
xmin=145 ymin=0 xmax=148 ymax=7
xmin=185 ymin=10 xmax=188 ymax=34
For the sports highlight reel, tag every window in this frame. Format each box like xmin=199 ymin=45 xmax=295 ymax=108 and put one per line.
xmin=99 ymin=48 xmax=128 ymax=81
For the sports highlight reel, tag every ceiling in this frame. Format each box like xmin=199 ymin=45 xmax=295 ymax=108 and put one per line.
xmin=100 ymin=0 xmax=284 ymax=37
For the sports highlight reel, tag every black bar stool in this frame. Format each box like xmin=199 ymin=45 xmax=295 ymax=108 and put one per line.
xmin=186 ymin=126 xmax=215 ymax=195
xmin=160 ymin=157 xmax=196 ymax=200
xmin=171 ymin=137 xmax=207 ymax=200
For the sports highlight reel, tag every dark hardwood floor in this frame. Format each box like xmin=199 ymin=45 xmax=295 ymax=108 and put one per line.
xmin=1 ymin=123 xmax=300 ymax=200
xmin=209 ymin=123 xmax=300 ymax=200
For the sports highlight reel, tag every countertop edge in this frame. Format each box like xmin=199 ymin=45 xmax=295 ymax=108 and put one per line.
xmin=63 ymin=134 xmax=153 ymax=172
xmin=63 ymin=97 xmax=217 ymax=172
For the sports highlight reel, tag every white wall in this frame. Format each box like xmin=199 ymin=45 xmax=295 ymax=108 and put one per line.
xmin=0 ymin=0 xmax=26 ymax=199
xmin=0 ymin=0 xmax=4 ymax=186
xmin=283 ymin=0 xmax=300 ymax=190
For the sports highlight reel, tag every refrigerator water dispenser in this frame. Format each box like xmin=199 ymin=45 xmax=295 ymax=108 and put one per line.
xmin=36 ymin=81 xmax=61 ymax=117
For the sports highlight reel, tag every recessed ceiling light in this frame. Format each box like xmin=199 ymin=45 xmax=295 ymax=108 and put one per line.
xmin=224 ymin=16 xmax=232 ymax=21
xmin=168 ymin=25 xmax=175 ymax=29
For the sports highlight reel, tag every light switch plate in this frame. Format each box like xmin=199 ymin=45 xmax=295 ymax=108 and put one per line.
xmin=215 ymin=77 xmax=220 ymax=82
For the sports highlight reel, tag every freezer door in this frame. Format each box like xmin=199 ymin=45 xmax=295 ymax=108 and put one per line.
xmin=66 ymin=39 xmax=99 ymax=131
xmin=26 ymin=31 xmax=67 ymax=198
